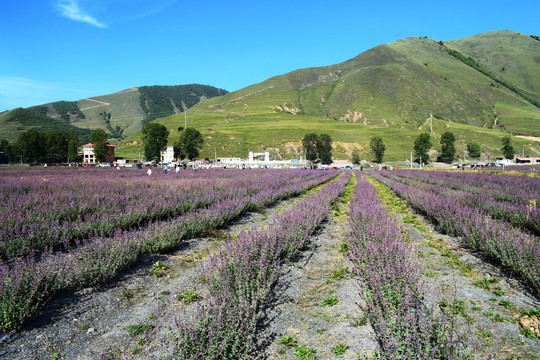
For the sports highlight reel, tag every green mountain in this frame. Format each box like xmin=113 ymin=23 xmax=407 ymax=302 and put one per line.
xmin=0 ymin=84 xmax=228 ymax=144
xmin=0 ymin=108 xmax=92 ymax=142
xmin=118 ymin=30 xmax=540 ymax=161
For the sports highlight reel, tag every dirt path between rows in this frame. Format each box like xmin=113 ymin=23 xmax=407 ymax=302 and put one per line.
xmin=257 ymin=189 xmax=378 ymax=359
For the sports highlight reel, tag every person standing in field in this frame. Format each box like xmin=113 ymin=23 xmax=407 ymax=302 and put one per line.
xmin=147 ymin=168 xmax=152 ymax=176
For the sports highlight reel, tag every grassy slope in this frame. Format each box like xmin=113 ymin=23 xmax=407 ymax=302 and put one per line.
xmin=447 ymin=30 xmax=540 ymax=136
xmin=117 ymin=31 xmax=540 ymax=161
xmin=70 ymin=87 xmax=145 ymax=141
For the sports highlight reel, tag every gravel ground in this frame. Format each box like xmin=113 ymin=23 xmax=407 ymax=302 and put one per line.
xmin=394 ymin=212 xmax=540 ymax=359
xmin=258 ymin=194 xmax=378 ymax=359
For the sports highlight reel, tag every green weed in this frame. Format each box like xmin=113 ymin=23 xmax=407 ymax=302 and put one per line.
xmin=295 ymin=345 xmax=316 ymax=359
xmin=176 ymin=290 xmax=201 ymax=304
xmin=276 ymin=335 xmax=297 ymax=347
xmin=124 ymin=324 xmax=151 ymax=336
xmin=332 ymin=343 xmax=349 ymax=356
xmin=321 ymin=296 xmax=338 ymax=306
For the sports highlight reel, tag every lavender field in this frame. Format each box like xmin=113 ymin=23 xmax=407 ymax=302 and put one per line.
xmin=1 ymin=168 xmax=539 ymax=359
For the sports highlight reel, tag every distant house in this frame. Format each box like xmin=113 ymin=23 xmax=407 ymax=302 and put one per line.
xmin=82 ymin=143 xmax=115 ymax=163
xmin=516 ymin=157 xmax=540 ymax=165
xmin=161 ymin=146 xmax=175 ymax=163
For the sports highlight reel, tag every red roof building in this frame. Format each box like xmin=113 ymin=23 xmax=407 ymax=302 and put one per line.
xmin=82 ymin=143 xmax=116 ymax=163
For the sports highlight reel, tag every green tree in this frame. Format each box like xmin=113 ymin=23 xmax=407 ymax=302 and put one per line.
xmin=142 ymin=123 xmax=169 ymax=162
xmin=501 ymin=135 xmax=514 ymax=159
xmin=68 ymin=138 xmax=80 ymax=162
xmin=437 ymin=131 xmax=456 ymax=163
xmin=351 ymin=149 xmax=361 ymax=165
xmin=0 ymin=139 xmax=15 ymax=163
xmin=90 ymin=129 xmax=108 ymax=163
xmin=45 ymin=131 xmax=70 ymax=163
xmin=369 ymin=136 xmax=386 ymax=163
xmin=302 ymin=133 xmax=319 ymax=162
xmin=175 ymin=127 xmax=204 ymax=161
xmin=414 ymin=133 xmax=432 ymax=164
xmin=317 ymin=134 xmax=333 ymax=165
xmin=14 ymin=129 xmax=46 ymax=163
xmin=467 ymin=141 xmax=481 ymax=158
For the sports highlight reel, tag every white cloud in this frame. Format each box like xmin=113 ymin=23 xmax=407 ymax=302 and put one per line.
xmin=56 ymin=0 xmax=107 ymax=28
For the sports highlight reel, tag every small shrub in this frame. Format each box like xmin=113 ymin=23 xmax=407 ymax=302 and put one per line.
xmin=493 ymin=314 xmax=509 ymax=323
xmin=473 ymin=276 xmax=497 ymax=290
xmin=152 ymin=261 xmax=166 ymax=278
xmin=521 ymin=327 xmax=537 ymax=339
xmin=332 ymin=343 xmax=349 ymax=356
xmin=521 ymin=307 xmax=540 ymax=317
xmin=499 ymin=299 xmax=514 ymax=308
xmin=321 ymin=296 xmax=338 ymax=306
xmin=295 ymin=345 xmax=316 ymax=359
xmin=339 ymin=242 xmax=349 ymax=254
xmin=476 ymin=330 xmax=493 ymax=339
xmin=276 ymin=335 xmax=297 ymax=347
xmin=124 ymin=324 xmax=151 ymax=336
xmin=330 ymin=268 xmax=347 ymax=280
xmin=176 ymin=290 xmax=200 ymax=304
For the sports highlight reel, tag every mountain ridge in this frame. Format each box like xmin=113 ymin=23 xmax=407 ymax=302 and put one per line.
xmin=2 ymin=30 xmax=539 ymax=161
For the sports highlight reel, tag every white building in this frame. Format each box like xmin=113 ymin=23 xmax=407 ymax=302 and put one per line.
xmin=248 ymin=151 xmax=270 ymax=163
xmin=161 ymin=146 xmax=175 ymax=163
xmin=82 ymin=143 xmax=115 ymax=163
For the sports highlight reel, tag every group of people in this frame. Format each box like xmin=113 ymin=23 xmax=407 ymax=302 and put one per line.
xmin=147 ymin=163 xmax=194 ymax=176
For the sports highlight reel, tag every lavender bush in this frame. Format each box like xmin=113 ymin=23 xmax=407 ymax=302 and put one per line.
xmin=347 ymin=174 xmax=469 ymax=359
xmin=372 ymin=171 xmax=540 ymax=294
xmin=0 ymin=168 xmax=338 ymax=331
xmin=378 ymin=170 xmax=540 ymax=235
xmin=0 ymin=168 xmax=334 ymax=258
xmin=173 ymin=172 xmax=351 ymax=359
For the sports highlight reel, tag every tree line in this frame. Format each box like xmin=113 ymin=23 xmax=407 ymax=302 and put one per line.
xmin=1 ymin=129 xmax=81 ymax=164
xmin=301 ymin=131 xmax=516 ymax=166
xmin=141 ymin=123 xmax=204 ymax=162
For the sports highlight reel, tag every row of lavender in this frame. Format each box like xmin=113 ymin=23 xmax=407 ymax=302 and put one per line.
xmin=173 ymin=172 xmax=352 ymax=358
xmin=0 ymin=169 xmax=338 ymax=331
xmin=380 ymin=170 xmax=540 ymax=235
xmin=347 ymin=174 xmax=469 ymax=359
xmin=371 ymin=171 xmax=540 ymax=294
xmin=0 ymin=168 xmax=329 ymax=259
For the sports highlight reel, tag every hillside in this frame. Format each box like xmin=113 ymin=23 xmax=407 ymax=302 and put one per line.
xmin=0 ymin=108 xmax=92 ymax=142
xmin=118 ymin=30 xmax=540 ymax=161
xmin=0 ymin=85 xmax=227 ymax=144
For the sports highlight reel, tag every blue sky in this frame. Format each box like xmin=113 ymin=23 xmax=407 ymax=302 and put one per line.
xmin=0 ymin=0 xmax=538 ymax=111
